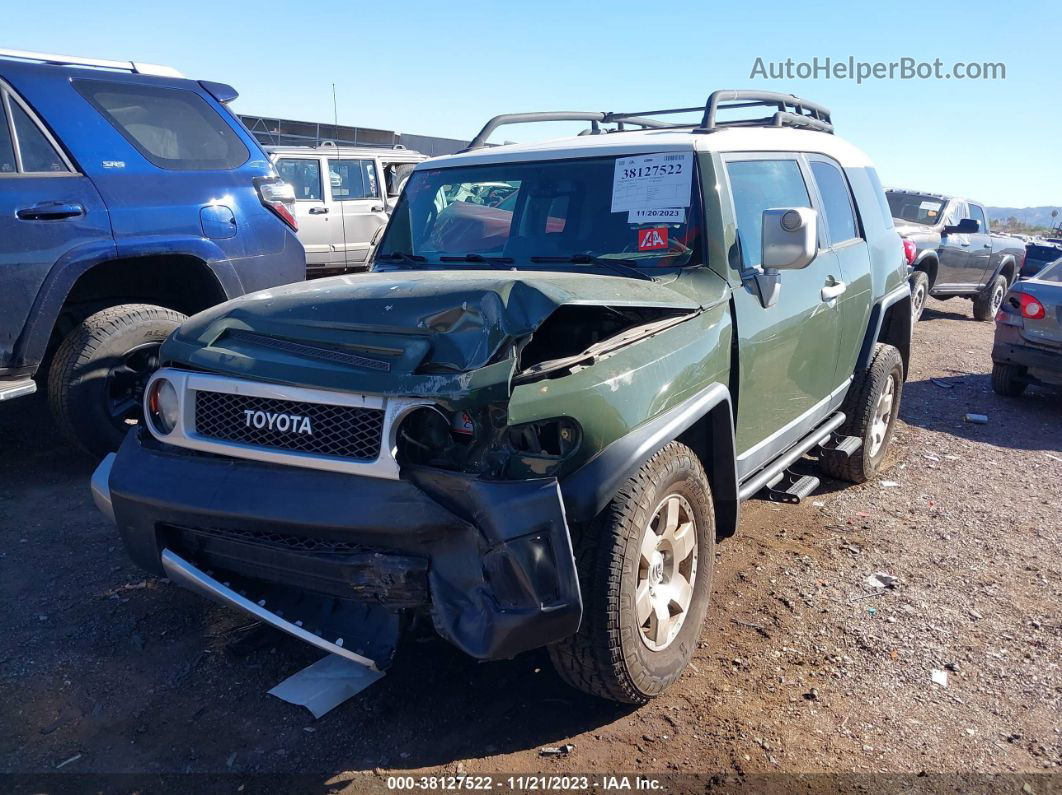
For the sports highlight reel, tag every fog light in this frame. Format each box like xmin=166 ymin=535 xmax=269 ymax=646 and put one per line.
xmin=147 ymin=378 xmax=179 ymax=435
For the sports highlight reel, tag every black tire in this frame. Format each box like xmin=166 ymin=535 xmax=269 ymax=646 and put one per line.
xmin=48 ymin=304 xmax=185 ymax=458
xmin=820 ymin=343 xmax=904 ymax=484
xmin=548 ymin=441 xmax=714 ymax=704
xmin=910 ymin=271 xmax=929 ymax=323
xmin=991 ymin=362 xmax=1027 ymax=397
xmin=973 ymin=275 xmax=1006 ymax=321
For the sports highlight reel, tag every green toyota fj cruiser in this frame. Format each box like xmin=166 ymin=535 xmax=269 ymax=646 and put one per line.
xmin=92 ymin=91 xmax=911 ymax=704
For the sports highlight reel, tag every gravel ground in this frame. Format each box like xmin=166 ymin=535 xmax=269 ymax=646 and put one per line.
xmin=1 ymin=296 xmax=1059 ymax=788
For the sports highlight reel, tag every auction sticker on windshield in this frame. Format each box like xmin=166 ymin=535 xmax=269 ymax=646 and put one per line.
xmin=612 ymin=152 xmax=693 ymax=213
xmin=628 ymin=208 xmax=685 ymax=224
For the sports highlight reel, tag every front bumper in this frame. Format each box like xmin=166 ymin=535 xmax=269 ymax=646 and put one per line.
xmin=97 ymin=431 xmax=581 ymax=663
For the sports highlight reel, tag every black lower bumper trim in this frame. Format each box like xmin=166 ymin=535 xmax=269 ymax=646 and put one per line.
xmin=108 ymin=431 xmax=581 ymax=661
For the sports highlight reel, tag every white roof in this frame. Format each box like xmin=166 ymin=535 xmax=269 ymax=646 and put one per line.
xmin=267 ymin=145 xmax=426 ymax=160
xmin=422 ymin=126 xmax=874 ymax=170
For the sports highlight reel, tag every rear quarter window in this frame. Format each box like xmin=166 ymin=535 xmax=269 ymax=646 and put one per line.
xmin=74 ymin=80 xmax=249 ymax=170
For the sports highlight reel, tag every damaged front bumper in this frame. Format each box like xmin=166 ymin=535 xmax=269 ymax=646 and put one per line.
xmin=95 ymin=431 xmax=581 ymax=666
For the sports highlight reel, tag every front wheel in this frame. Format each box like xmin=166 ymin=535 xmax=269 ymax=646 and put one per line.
xmin=910 ymin=271 xmax=929 ymax=322
xmin=973 ymin=275 xmax=1007 ymax=321
xmin=48 ymin=304 xmax=185 ymax=458
xmin=820 ymin=343 xmax=904 ymax=484
xmin=548 ymin=442 xmax=715 ymax=704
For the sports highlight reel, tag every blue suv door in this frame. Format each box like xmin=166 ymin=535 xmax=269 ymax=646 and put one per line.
xmin=0 ymin=82 xmax=113 ymax=368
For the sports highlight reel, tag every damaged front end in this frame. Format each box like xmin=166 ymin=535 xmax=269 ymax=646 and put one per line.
xmin=95 ymin=268 xmax=728 ymax=668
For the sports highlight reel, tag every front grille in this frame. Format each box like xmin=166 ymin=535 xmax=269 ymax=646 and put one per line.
xmin=172 ymin=523 xmax=372 ymax=554
xmin=193 ymin=390 xmax=384 ymax=460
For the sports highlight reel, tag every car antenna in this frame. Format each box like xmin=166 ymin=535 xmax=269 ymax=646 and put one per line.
xmin=333 ymin=82 xmax=350 ymax=272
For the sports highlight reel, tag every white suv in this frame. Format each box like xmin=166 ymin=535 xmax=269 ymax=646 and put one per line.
xmin=268 ymin=143 xmax=426 ymax=274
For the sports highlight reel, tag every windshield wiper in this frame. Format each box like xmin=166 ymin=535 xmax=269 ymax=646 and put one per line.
xmin=375 ymin=251 xmax=428 ymax=267
xmin=439 ymin=253 xmax=514 ymax=269
xmin=529 ymin=254 xmax=653 ymax=281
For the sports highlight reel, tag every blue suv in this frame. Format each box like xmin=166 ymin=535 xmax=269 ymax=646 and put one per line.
xmin=0 ymin=49 xmax=305 ymax=456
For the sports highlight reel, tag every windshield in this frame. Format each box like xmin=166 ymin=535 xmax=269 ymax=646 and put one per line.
xmin=1036 ymin=260 xmax=1062 ymax=283
xmin=375 ymin=154 xmax=703 ymax=270
xmin=886 ymin=192 xmax=947 ymax=226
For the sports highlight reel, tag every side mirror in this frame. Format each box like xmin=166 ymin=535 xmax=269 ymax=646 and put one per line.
xmin=944 ymin=218 xmax=979 ymax=235
xmin=761 ymin=207 xmax=818 ymax=270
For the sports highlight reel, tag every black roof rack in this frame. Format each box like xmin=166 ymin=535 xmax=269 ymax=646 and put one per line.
xmin=462 ymin=90 xmax=832 ymax=151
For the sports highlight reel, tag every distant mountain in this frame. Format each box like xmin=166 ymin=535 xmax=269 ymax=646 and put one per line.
xmin=987 ymin=206 xmax=1062 ymax=227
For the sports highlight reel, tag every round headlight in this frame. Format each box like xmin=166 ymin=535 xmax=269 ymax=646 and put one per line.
xmin=147 ymin=378 xmax=180 ymax=435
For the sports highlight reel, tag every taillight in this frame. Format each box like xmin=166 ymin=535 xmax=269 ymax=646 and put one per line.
xmin=902 ymin=239 xmax=917 ymax=265
xmin=253 ymin=176 xmax=298 ymax=231
xmin=1019 ymin=292 xmax=1046 ymax=319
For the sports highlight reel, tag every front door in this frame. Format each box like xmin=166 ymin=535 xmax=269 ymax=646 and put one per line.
xmin=937 ymin=199 xmax=977 ymax=288
xmin=275 ymin=156 xmax=330 ymax=266
xmin=327 ymin=157 xmax=388 ymax=267
xmin=965 ymin=203 xmax=993 ymax=287
xmin=0 ymin=83 xmax=113 ymax=370
xmin=723 ymin=154 xmax=844 ymax=479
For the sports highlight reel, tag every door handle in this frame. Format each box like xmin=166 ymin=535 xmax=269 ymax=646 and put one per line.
xmin=960 ymin=242 xmax=971 ymax=247
xmin=821 ymin=280 xmax=847 ymax=301
xmin=370 ymin=205 xmax=385 ymax=213
xmin=16 ymin=202 xmax=84 ymax=220
xmin=982 ymin=244 xmax=991 ymax=249
xmin=307 ymin=206 xmax=329 ymax=215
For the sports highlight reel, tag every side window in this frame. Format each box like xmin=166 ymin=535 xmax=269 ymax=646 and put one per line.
xmin=0 ymin=89 xmax=69 ymax=174
xmin=725 ymin=159 xmax=811 ymax=267
xmin=968 ymin=204 xmax=987 ymax=233
xmin=10 ymin=101 xmax=68 ymax=173
xmin=943 ymin=201 xmax=966 ymax=227
xmin=0 ymin=95 xmax=15 ymax=174
xmin=384 ymin=161 xmax=417 ymax=198
xmin=276 ymin=158 xmax=322 ymax=201
xmin=74 ymin=80 xmax=249 ymax=170
xmin=810 ymin=160 xmax=859 ymax=244
xmin=328 ymin=159 xmax=378 ymax=200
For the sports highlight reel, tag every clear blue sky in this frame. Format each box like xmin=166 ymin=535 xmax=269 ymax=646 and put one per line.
xmin=7 ymin=0 xmax=1060 ymax=206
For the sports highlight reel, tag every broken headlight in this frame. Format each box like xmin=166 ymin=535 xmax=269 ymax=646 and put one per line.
xmin=508 ymin=418 xmax=581 ymax=459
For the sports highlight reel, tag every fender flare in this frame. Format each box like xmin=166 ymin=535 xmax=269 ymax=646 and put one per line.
xmin=14 ymin=236 xmax=240 ymax=368
xmin=992 ymin=255 xmax=1017 ymax=285
xmin=856 ymin=281 xmax=912 ymax=375
xmin=560 ymin=382 xmax=740 ymax=537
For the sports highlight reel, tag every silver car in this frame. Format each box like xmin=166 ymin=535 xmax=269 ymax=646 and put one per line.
xmin=269 ymin=143 xmax=426 ymax=274
xmin=992 ymin=258 xmax=1062 ymax=395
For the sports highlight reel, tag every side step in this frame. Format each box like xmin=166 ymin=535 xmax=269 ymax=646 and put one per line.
xmin=819 ymin=431 xmax=862 ymax=457
xmin=760 ymin=469 xmax=820 ymax=504
xmin=0 ymin=378 xmax=36 ymax=401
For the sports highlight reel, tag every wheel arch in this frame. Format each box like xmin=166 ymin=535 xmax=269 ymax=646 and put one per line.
xmin=560 ymin=383 xmax=740 ymax=539
xmin=15 ymin=246 xmax=236 ymax=369
xmin=857 ymin=282 xmax=912 ymax=380
xmin=914 ymin=252 xmax=939 ymax=289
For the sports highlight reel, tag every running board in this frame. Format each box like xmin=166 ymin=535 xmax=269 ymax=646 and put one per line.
xmin=161 ymin=548 xmax=391 ymax=671
xmin=819 ymin=431 xmax=862 ymax=457
xmin=738 ymin=411 xmax=846 ymax=501
xmin=0 ymin=378 xmax=36 ymax=401
xmin=760 ymin=470 xmax=820 ymax=504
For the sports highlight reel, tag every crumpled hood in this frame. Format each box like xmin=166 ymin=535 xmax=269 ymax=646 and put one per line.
xmin=893 ymin=222 xmax=936 ymax=239
xmin=163 ymin=269 xmax=709 ymax=397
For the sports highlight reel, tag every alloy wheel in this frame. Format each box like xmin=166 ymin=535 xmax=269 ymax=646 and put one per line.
xmin=868 ymin=373 xmax=897 ymax=458
xmin=636 ymin=493 xmax=698 ymax=651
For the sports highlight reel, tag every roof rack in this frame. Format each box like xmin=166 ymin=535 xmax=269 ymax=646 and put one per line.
xmin=0 ymin=47 xmax=183 ymax=78
xmin=462 ymin=90 xmax=832 ymax=151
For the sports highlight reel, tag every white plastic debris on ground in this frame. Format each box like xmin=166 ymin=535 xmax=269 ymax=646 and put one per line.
xmin=931 ymin=669 xmax=949 ymax=688
xmin=268 ymin=654 xmax=384 ymax=718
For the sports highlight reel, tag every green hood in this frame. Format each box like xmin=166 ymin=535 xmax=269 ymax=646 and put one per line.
xmin=163 ymin=269 xmax=722 ymax=398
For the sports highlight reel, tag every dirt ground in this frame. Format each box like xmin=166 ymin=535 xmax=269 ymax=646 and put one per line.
xmin=1 ymin=296 xmax=1060 ymax=788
